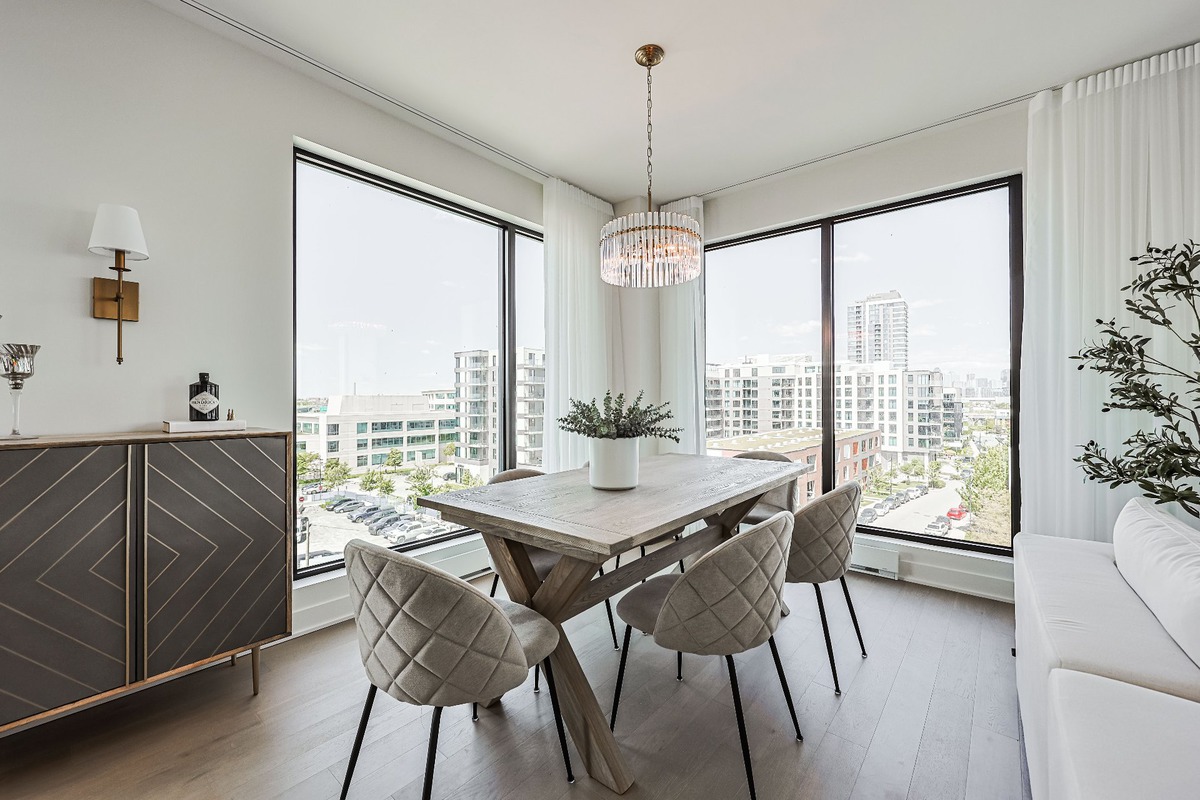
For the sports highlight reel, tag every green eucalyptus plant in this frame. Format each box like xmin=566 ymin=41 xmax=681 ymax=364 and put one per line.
xmin=558 ymin=390 xmax=683 ymax=442
xmin=1073 ymin=241 xmax=1200 ymax=517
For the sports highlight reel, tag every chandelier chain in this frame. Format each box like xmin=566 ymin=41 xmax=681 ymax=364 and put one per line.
xmin=646 ymin=65 xmax=653 ymax=209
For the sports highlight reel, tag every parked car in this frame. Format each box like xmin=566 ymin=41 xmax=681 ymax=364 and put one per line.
xmin=348 ymin=505 xmax=381 ymax=522
xmin=356 ymin=508 xmax=393 ymax=525
xmin=914 ymin=483 xmax=929 ymax=495
xmin=947 ymin=505 xmax=969 ymax=520
xmin=334 ymin=500 xmax=366 ymax=514
xmin=905 ymin=487 xmax=923 ymax=501
xmin=873 ymin=499 xmax=894 ymax=514
xmin=924 ymin=518 xmax=951 ymax=535
xmin=887 ymin=492 xmax=908 ymax=506
xmin=858 ymin=508 xmax=878 ymax=525
xmin=377 ymin=515 xmax=416 ymax=535
xmin=324 ymin=497 xmax=354 ymax=511
xmin=367 ymin=511 xmax=403 ymax=533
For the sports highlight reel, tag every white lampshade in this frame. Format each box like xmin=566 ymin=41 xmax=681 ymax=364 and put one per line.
xmin=88 ymin=204 xmax=149 ymax=261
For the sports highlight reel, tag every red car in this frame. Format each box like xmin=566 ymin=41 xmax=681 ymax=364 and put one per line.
xmin=947 ymin=505 xmax=969 ymax=520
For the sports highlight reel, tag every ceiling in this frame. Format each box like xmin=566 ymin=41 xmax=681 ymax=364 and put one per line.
xmin=155 ymin=0 xmax=1200 ymax=204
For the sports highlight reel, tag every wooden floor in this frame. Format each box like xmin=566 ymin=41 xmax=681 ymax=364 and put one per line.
xmin=0 ymin=573 xmax=1025 ymax=800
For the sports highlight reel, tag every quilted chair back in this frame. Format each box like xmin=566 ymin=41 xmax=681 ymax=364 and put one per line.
xmin=653 ymin=511 xmax=794 ymax=656
xmin=345 ymin=539 xmax=532 ymax=708
xmin=786 ymin=481 xmax=862 ymax=584
xmin=489 ymin=467 xmax=544 ymax=485
xmin=733 ymin=451 xmax=800 ymax=513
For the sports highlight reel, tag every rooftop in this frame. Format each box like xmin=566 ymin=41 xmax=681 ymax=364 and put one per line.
xmin=707 ymin=427 xmax=879 ymax=454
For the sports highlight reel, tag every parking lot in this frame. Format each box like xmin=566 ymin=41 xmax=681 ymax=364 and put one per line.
xmin=295 ymin=495 xmax=456 ymax=568
xmin=862 ymin=480 xmax=971 ymax=538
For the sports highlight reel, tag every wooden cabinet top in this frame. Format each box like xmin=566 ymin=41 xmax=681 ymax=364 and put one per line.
xmin=0 ymin=428 xmax=291 ymax=451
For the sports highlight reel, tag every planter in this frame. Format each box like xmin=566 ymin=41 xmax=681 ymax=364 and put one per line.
xmin=589 ymin=437 xmax=640 ymax=490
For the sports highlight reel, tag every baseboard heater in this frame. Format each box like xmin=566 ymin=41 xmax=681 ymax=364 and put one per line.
xmin=850 ymin=542 xmax=900 ymax=580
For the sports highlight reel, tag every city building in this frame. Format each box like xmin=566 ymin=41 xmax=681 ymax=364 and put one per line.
xmin=296 ymin=394 xmax=460 ymax=472
xmin=846 ymin=290 xmax=910 ymax=370
xmin=453 ymin=347 xmax=545 ymax=481
xmin=706 ymin=427 xmax=882 ymax=505
xmin=943 ymin=386 xmax=965 ymax=440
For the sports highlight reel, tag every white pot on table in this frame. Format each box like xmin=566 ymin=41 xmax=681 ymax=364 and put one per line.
xmin=589 ymin=437 xmax=640 ymax=490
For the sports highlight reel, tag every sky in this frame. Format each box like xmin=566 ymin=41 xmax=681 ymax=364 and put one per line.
xmin=296 ymin=163 xmax=543 ymax=397
xmin=705 ymin=187 xmax=1012 ymax=382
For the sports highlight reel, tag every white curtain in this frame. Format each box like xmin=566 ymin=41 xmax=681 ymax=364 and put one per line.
xmin=1023 ymin=43 xmax=1200 ymax=540
xmin=543 ymin=178 xmax=621 ymax=471
xmin=658 ymin=196 xmax=706 ymax=455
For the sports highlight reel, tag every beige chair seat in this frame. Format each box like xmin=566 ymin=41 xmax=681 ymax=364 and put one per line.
xmin=615 ymin=575 xmax=676 ymax=634
xmin=493 ymin=597 xmax=559 ymax=665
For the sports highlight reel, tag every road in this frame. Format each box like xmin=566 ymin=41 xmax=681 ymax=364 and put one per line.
xmin=864 ymin=480 xmax=970 ymax=538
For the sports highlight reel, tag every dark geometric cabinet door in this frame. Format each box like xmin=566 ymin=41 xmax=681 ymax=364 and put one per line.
xmin=0 ymin=445 xmax=130 ymax=728
xmin=144 ymin=436 xmax=288 ymax=677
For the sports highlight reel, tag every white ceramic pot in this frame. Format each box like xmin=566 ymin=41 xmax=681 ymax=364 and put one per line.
xmin=589 ymin=437 xmax=640 ymax=490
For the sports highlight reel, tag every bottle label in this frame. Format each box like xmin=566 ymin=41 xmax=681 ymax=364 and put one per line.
xmin=190 ymin=392 xmax=219 ymax=414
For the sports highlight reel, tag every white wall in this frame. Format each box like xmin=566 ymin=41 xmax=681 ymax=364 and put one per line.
xmin=0 ymin=0 xmax=541 ymax=436
xmin=703 ymin=103 xmax=1029 ymax=242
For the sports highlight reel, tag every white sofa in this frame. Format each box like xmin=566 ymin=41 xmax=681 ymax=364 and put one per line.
xmin=1015 ymin=498 xmax=1200 ymax=800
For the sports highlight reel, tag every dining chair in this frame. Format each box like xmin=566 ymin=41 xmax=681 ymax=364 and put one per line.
xmin=733 ymin=450 xmax=800 ymax=525
xmin=608 ymin=511 xmax=801 ymax=800
xmin=785 ymin=480 xmax=867 ymax=696
xmin=342 ymin=539 xmax=573 ymax=800
xmin=483 ymin=467 xmax=621 ymax=701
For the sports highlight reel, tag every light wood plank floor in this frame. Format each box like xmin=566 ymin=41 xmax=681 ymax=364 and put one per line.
xmin=0 ymin=573 xmax=1024 ymax=799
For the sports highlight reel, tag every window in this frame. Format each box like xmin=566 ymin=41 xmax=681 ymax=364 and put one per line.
xmin=294 ymin=151 xmax=544 ymax=576
xmin=705 ymin=177 xmax=1021 ymax=552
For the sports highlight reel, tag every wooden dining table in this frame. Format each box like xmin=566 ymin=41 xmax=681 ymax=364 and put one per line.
xmin=417 ymin=453 xmax=808 ymax=794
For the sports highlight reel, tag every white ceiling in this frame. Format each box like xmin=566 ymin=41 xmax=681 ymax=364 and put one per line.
xmin=156 ymin=0 xmax=1200 ymax=204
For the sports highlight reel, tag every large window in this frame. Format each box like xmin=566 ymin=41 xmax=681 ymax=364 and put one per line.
xmin=294 ymin=151 xmax=542 ymax=576
xmin=705 ymin=178 xmax=1021 ymax=551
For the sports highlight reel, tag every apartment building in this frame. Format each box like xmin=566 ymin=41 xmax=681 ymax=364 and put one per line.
xmin=846 ymin=290 xmax=909 ymax=370
xmin=295 ymin=394 xmax=460 ymax=471
xmin=706 ymin=354 xmax=944 ymax=466
xmin=453 ymin=347 xmax=546 ymax=481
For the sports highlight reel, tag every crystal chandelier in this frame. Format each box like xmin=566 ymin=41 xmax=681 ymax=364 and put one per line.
xmin=600 ymin=44 xmax=702 ymax=288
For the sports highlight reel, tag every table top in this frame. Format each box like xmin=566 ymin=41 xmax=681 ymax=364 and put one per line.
xmin=418 ymin=453 xmax=808 ymax=561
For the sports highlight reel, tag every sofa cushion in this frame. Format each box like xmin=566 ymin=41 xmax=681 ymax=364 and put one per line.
xmin=1014 ymin=533 xmax=1200 ymax=800
xmin=1048 ymin=669 xmax=1200 ymax=800
xmin=1113 ymin=497 xmax=1200 ymax=668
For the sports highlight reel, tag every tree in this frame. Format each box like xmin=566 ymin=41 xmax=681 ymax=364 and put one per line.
xmin=296 ymin=451 xmax=321 ymax=483
xmin=323 ymin=459 xmax=351 ymax=491
xmin=442 ymin=442 xmax=457 ymax=460
xmin=958 ymin=443 xmax=1011 ymax=545
xmin=359 ymin=470 xmax=381 ymax=493
xmin=384 ymin=448 xmax=405 ymax=472
xmin=926 ymin=458 xmax=946 ymax=489
xmin=458 ymin=471 xmax=481 ymax=488
xmin=407 ymin=465 xmax=436 ymax=504
xmin=1074 ymin=242 xmax=1200 ymax=516
xmin=899 ymin=459 xmax=924 ymax=482
xmin=377 ymin=476 xmax=395 ymax=498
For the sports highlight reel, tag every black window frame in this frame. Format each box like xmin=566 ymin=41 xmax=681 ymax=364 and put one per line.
xmin=705 ymin=175 xmax=1023 ymax=554
xmin=293 ymin=148 xmax=542 ymax=578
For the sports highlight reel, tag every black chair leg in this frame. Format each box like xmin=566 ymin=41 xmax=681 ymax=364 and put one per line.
xmin=471 ymin=702 xmax=478 ymax=722
xmin=814 ymin=583 xmax=841 ymax=695
xmin=598 ymin=565 xmax=620 ymax=650
xmin=340 ymin=684 xmax=377 ymax=800
xmin=534 ymin=663 xmax=540 ymax=693
xmin=725 ymin=655 xmax=758 ymax=800
xmin=489 ymin=573 xmax=499 ymax=598
xmin=421 ymin=706 xmax=443 ymax=800
xmin=840 ymin=576 xmax=868 ymax=658
xmin=610 ymin=624 xmax=633 ymax=731
xmin=541 ymin=659 xmax=575 ymax=784
xmin=768 ymin=636 xmax=803 ymax=741
xmin=677 ymin=651 xmax=683 ymax=682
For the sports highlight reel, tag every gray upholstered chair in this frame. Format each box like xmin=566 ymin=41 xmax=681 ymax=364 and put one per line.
xmin=484 ymin=467 xmax=620 ymax=694
xmin=609 ymin=511 xmax=801 ymax=800
xmin=733 ymin=450 xmax=801 ymax=525
xmin=786 ymin=480 xmax=867 ymax=696
xmin=342 ymin=539 xmax=573 ymax=800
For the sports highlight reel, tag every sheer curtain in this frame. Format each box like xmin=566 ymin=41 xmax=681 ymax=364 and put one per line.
xmin=542 ymin=178 xmax=621 ymax=471
xmin=1023 ymin=43 xmax=1200 ymax=540
xmin=658 ymin=196 xmax=705 ymax=455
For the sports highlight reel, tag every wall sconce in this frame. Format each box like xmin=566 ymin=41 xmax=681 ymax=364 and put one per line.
xmin=88 ymin=204 xmax=149 ymax=365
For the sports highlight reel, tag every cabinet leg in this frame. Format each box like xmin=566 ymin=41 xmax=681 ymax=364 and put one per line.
xmin=251 ymin=646 xmax=260 ymax=696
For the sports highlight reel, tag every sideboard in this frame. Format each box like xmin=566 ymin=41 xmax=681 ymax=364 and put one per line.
xmin=0 ymin=429 xmax=292 ymax=735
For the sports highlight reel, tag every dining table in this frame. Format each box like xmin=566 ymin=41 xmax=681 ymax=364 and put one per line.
xmin=417 ymin=452 xmax=808 ymax=794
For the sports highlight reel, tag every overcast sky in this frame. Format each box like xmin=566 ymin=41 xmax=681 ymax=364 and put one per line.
xmin=296 ymin=163 xmax=543 ymax=397
xmin=705 ymin=187 xmax=1012 ymax=382
xmin=298 ymin=165 xmax=1010 ymax=398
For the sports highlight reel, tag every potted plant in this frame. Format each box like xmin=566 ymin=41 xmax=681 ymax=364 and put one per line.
xmin=558 ymin=390 xmax=682 ymax=489
xmin=1074 ymin=241 xmax=1200 ymax=516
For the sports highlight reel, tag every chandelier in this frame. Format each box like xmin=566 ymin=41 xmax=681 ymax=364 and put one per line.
xmin=600 ymin=44 xmax=702 ymax=288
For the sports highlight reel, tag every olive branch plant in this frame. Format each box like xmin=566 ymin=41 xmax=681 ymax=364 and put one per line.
xmin=557 ymin=390 xmax=683 ymax=442
xmin=1072 ymin=241 xmax=1200 ymax=517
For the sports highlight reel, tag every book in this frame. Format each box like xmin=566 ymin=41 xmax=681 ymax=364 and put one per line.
xmin=162 ymin=419 xmax=248 ymax=433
